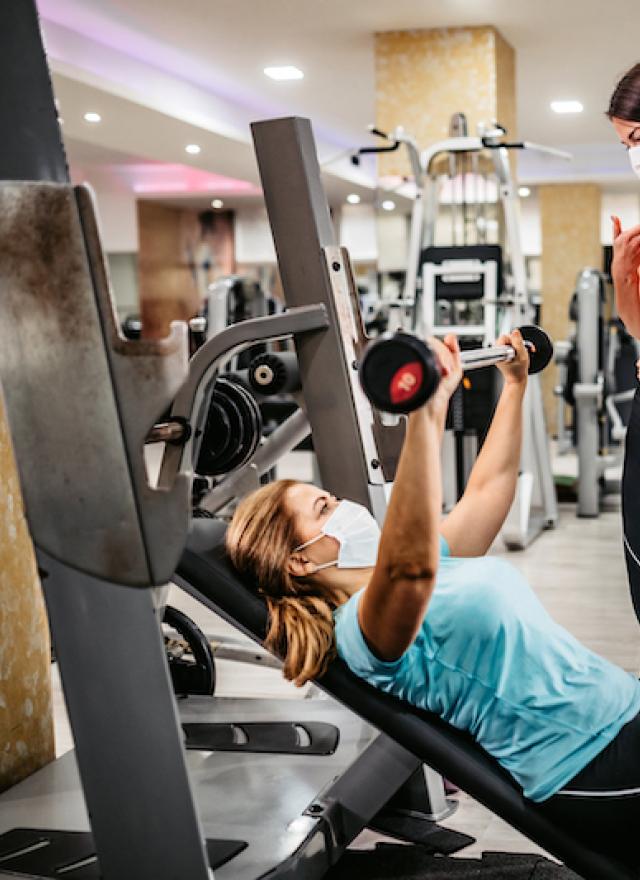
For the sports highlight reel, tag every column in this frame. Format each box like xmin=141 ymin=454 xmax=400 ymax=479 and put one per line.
xmin=539 ymin=184 xmax=602 ymax=426
xmin=0 ymin=404 xmax=54 ymax=792
xmin=375 ymin=26 xmax=516 ymax=179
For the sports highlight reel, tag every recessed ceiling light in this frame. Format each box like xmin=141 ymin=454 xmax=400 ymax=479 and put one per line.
xmin=264 ymin=65 xmax=304 ymax=81
xmin=518 ymin=186 xmax=531 ymax=198
xmin=381 ymin=200 xmax=396 ymax=211
xmin=83 ymin=111 xmax=101 ymax=123
xmin=211 ymin=199 xmax=224 ymax=209
xmin=550 ymin=100 xmax=583 ymax=114
xmin=185 ymin=144 xmax=201 ymax=155
xmin=346 ymin=193 xmax=361 ymax=205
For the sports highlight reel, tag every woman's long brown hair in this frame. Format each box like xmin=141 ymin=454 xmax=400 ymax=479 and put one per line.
xmin=226 ymin=480 xmax=350 ymax=686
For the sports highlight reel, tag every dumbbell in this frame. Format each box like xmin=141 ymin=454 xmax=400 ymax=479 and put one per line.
xmin=359 ymin=325 xmax=554 ymax=414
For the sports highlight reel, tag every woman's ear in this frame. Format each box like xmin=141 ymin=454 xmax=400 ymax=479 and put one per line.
xmin=286 ymin=553 xmax=313 ymax=578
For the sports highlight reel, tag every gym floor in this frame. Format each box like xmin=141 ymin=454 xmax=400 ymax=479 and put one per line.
xmin=51 ymin=450 xmax=639 ymax=863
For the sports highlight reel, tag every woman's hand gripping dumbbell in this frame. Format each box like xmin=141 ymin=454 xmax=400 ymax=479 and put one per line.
xmin=358 ymin=325 xmax=553 ymax=414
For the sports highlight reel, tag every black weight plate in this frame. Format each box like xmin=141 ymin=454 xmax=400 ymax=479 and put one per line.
xmin=163 ymin=605 xmax=216 ymax=696
xmin=519 ymin=325 xmax=554 ymax=375
xmin=359 ymin=331 xmax=441 ymax=414
xmin=227 ymin=380 xmax=262 ymax=467
xmin=195 ymin=395 xmax=233 ymax=476
xmin=213 ymin=377 xmax=261 ymax=473
xmin=196 ymin=383 xmax=246 ymax=476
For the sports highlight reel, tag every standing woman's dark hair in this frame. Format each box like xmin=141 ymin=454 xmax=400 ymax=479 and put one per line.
xmin=608 ymin=64 xmax=640 ymax=121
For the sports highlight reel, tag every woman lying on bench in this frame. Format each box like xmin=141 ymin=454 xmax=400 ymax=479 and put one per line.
xmin=226 ymin=331 xmax=640 ymax=868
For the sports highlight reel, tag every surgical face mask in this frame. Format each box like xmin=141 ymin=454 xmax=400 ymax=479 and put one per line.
xmin=293 ymin=499 xmax=381 ymax=571
xmin=629 ymin=144 xmax=640 ymax=179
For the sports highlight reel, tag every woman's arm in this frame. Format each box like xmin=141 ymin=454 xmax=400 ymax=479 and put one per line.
xmin=612 ymin=216 xmax=640 ymax=338
xmin=358 ymin=336 xmax=462 ymax=661
xmin=440 ymin=330 xmax=528 ymax=557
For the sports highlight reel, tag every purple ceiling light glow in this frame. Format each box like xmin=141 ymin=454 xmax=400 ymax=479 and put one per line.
xmin=35 ymin=0 xmax=357 ymax=151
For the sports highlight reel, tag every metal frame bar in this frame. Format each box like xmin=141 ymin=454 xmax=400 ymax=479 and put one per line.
xmin=40 ymin=552 xmax=211 ymax=880
xmin=158 ymin=304 xmax=328 ymax=487
xmin=201 ymin=407 xmax=311 ymax=513
xmin=251 ymin=116 xmax=389 ymax=521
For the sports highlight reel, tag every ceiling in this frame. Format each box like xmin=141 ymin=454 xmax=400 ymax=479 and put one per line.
xmin=36 ymin=0 xmax=640 ymax=208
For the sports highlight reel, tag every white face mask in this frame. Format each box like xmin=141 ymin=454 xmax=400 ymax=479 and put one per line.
xmin=293 ymin=499 xmax=381 ymax=572
xmin=629 ymin=145 xmax=640 ymax=179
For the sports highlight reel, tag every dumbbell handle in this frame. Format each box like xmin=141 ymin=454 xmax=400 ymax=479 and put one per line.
xmin=459 ymin=339 xmax=536 ymax=372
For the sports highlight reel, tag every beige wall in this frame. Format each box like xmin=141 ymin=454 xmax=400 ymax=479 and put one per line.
xmin=375 ymin=26 xmax=516 ymax=178
xmin=0 ymin=402 xmax=54 ymax=793
xmin=540 ymin=184 xmax=602 ymax=426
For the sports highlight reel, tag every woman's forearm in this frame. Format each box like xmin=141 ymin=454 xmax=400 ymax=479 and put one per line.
xmin=381 ymin=406 xmax=443 ymax=579
xmin=466 ymin=381 xmax=526 ymax=497
xmin=359 ymin=404 xmax=444 ymax=661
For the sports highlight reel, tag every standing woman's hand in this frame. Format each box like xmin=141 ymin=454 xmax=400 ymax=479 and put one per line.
xmin=612 ymin=216 xmax=640 ymax=337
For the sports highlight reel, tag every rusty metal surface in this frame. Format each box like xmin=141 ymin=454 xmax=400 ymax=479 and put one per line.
xmin=76 ymin=185 xmax=190 ymax=584
xmin=0 ymin=182 xmax=190 ymax=585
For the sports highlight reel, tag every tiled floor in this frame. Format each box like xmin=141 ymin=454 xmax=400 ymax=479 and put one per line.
xmin=51 ymin=451 xmax=640 ymax=861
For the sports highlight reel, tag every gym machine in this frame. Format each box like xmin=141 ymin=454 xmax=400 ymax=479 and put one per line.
xmin=554 ymin=268 xmax=638 ymax=517
xmin=357 ymin=117 xmax=562 ymax=548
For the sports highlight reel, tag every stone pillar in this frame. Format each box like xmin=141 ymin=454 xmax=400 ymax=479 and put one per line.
xmin=375 ymin=26 xmax=516 ymax=179
xmin=0 ymin=402 xmax=54 ymax=792
xmin=539 ymin=184 xmax=602 ymax=427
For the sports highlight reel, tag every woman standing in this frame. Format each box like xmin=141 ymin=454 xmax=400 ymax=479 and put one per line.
xmin=609 ymin=63 xmax=640 ymax=623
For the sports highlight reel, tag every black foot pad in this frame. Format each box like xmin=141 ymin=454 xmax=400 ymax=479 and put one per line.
xmin=327 ymin=843 xmax=580 ymax=878
xmin=0 ymin=828 xmax=246 ymax=877
xmin=368 ymin=811 xmax=474 ymax=855
xmin=183 ymin=720 xmax=339 ymax=755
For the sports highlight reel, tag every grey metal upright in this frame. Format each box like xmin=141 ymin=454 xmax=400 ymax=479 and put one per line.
xmin=0 ymin=4 xmax=211 ymax=878
xmin=251 ymin=117 xmax=395 ymax=522
xmin=574 ymin=268 xmax=606 ymax=517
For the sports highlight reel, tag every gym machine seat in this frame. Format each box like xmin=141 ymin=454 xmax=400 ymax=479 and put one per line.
xmin=175 ymin=516 xmax=636 ymax=880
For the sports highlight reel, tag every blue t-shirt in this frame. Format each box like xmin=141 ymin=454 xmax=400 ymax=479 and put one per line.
xmin=334 ymin=535 xmax=640 ymax=802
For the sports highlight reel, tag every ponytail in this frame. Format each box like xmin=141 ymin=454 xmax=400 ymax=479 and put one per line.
xmin=266 ymin=594 xmax=336 ymax=686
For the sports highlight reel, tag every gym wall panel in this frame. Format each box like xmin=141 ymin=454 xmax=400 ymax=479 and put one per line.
xmin=540 ymin=183 xmax=602 ymax=429
xmin=339 ymin=204 xmax=378 ymax=263
xmin=0 ymin=402 xmax=54 ymax=793
xmin=374 ymin=26 xmax=516 ymax=179
xmin=234 ymin=205 xmax=276 ymax=264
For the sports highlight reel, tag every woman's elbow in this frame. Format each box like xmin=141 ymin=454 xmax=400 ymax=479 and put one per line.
xmin=386 ymin=560 xmax=438 ymax=585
